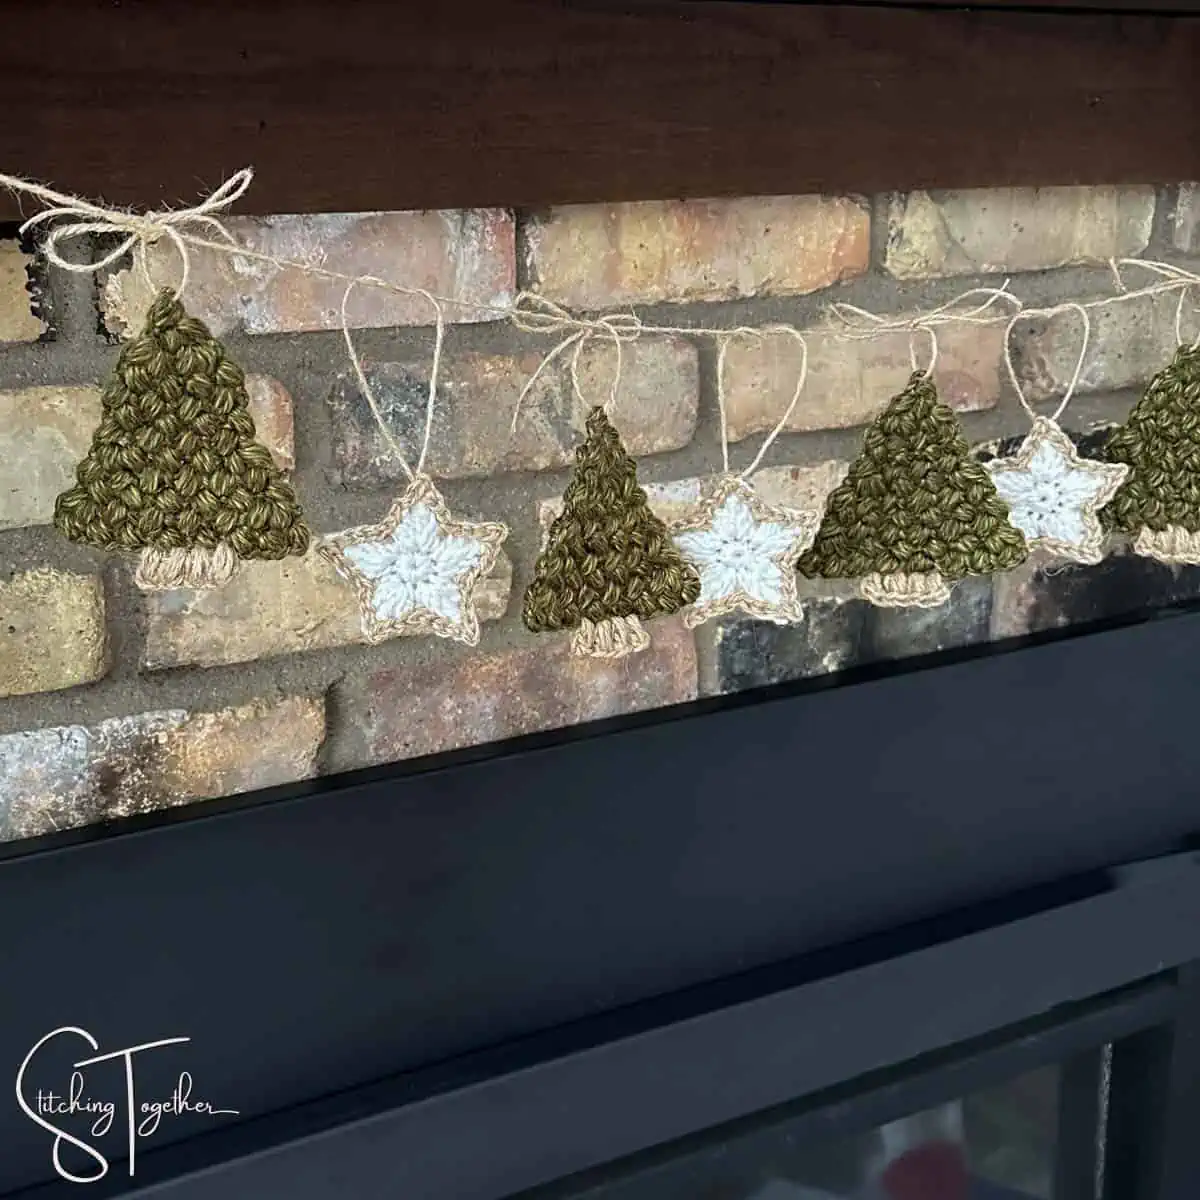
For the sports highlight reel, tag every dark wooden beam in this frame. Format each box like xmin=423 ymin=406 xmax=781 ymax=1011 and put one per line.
xmin=0 ymin=0 xmax=1197 ymax=219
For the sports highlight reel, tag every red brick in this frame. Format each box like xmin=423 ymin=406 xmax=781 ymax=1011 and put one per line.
xmin=1173 ymin=184 xmax=1200 ymax=253
xmin=721 ymin=316 xmax=1002 ymax=441
xmin=357 ymin=618 xmax=698 ymax=765
xmin=0 ymin=568 xmax=108 ymax=698
xmin=100 ymin=210 xmax=515 ymax=337
xmin=0 ymin=241 xmax=41 ymax=342
xmin=329 ymin=338 xmax=697 ymax=484
xmin=141 ymin=545 xmax=512 ymax=670
xmin=0 ymin=695 xmax=324 ymax=841
xmin=885 ymin=187 xmax=1154 ymax=279
xmin=524 ymin=195 xmax=869 ymax=309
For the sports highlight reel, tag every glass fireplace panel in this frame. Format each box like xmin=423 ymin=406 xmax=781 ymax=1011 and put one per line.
xmin=537 ymin=1059 xmax=1095 ymax=1200
xmin=725 ymin=1066 xmax=1060 ymax=1200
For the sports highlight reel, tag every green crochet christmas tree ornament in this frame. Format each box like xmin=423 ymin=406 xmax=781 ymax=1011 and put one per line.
xmin=1101 ymin=342 xmax=1200 ymax=564
xmin=53 ymin=290 xmax=311 ymax=590
xmin=523 ymin=406 xmax=701 ymax=658
xmin=797 ymin=372 xmax=1028 ymax=607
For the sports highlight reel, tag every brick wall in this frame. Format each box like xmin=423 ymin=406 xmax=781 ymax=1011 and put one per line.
xmin=3 ymin=185 xmax=1200 ymax=840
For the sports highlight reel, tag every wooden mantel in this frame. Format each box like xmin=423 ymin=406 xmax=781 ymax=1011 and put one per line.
xmin=1 ymin=0 xmax=1198 ymax=219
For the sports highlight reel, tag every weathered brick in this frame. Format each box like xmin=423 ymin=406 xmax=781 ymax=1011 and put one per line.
xmin=722 ymin=316 xmax=1002 ymax=442
xmin=713 ymin=577 xmax=993 ymax=695
xmin=1009 ymin=293 xmax=1177 ymax=404
xmin=101 ymin=210 xmax=515 ymax=337
xmin=538 ymin=461 xmax=849 ymax=541
xmin=884 ymin=188 xmax=1155 ymax=280
xmin=714 ymin=597 xmax=871 ymax=695
xmin=524 ymin=196 xmax=869 ymax=309
xmin=1172 ymin=184 xmax=1200 ymax=254
xmin=991 ymin=545 xmax=1200 ymax=640
xmin=0 ymin=376 xmax=295 ymax=531
xmin=0 ymin=695 xmax=324 ymax=842
xmin=330 ymin=338 xmax=697 ymax=484
xmin=141 ymin=543 xmax=512 ymax=670
xmin=357 ymin=617 xmax=697 ymax=765
xmin=0 ymin=568 xmax=107 ymax=698
xmin=870 ymin=576 xmax=994 ymax=660
xmin=0 ymin=240 xmax=42 ymax=342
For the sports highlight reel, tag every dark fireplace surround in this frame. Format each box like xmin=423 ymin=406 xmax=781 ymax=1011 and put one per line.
xmin=4 ymin=603 xmax=1200 ymax=1198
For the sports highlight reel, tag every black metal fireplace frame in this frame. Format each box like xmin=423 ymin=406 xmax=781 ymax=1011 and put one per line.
xmin=4 ymin=603 xmax=1200 ymax=1199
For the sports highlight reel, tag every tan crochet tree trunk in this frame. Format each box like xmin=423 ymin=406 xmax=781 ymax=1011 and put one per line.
xmin=1133 ymin=525 xmax=1200 ymax=565
xmin=860 ymin=571 xmax=952 ymax=609
xmin=134 ymin=545 xmax=240 ymax=591
xmin=568 ymin=616 xmax=651 ymax=659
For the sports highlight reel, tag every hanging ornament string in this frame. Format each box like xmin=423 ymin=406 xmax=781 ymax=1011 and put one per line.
xmin=987 ymin=303 xmax=1127 ymax=566
xmin=672 ymin=327 xmax=819 ymax=629
xmin=1107 ymin=258 xmax=1200 ymax=352
xmin=1002 ymin=302 xmax=1091 ymax=427
xmin=714 ymin=325 xmax=810 ymax=479
xmin=320 ymin=279 xmax=509 ymax=647
xmin=1175 ymin=283 xmax=1200 ymax=352
xmin=5 ymin=168 xmax=1199 ymax=352
xmin=908 ymin=322 xmax=939 ymax=378
xmin=340 ymin=277 xmax=445 ymax=483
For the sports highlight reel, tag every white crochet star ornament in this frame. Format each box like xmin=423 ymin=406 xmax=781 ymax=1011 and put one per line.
xmin=320 ymin=475 xmax=508 ymax=646
xmin=672 ymin=475 xmax=818 ymax=628
xmin=985 ymin=417 xmax=1127 ymax=565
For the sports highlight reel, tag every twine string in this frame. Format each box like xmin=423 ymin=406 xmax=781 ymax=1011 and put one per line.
xmin=831 ymin=282 xmax=1023 ymax=382
xmin=1002 ymin=302 xmax=1091 ymax=426
xmin=909 ymin=323 xmax=940 ymax=377
xmin=829 ymin=283 xmax=1023 ymax=339
xmin=341 ymin=279 xmax=445 ymax=482
xmin=714 ymin=326 xmax=810 ymax=479
xmin=1110 ymin=257 xmax=1200 ymax=350
xmin=714 ymin=326 xmax=762 ymax=475
xmin=5 ymin=170 xmax=1200 ymax=439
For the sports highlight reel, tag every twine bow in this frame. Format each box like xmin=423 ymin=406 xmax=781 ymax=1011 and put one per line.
xmin=3 ymin=168 xmax=254 ymax=299
xmin=509 ymin=292 xmax=644 ymax=432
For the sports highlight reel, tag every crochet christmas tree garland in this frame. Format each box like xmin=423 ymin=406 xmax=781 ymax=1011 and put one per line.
xmin=46 ymin=288 xmax=1200 ymax=655
xmin=9 ymin=167 xmax=1200 ymax=662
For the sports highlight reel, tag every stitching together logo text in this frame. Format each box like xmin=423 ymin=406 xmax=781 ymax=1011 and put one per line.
xmin=15 ymin=1027 xmax=239 ymax=1184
